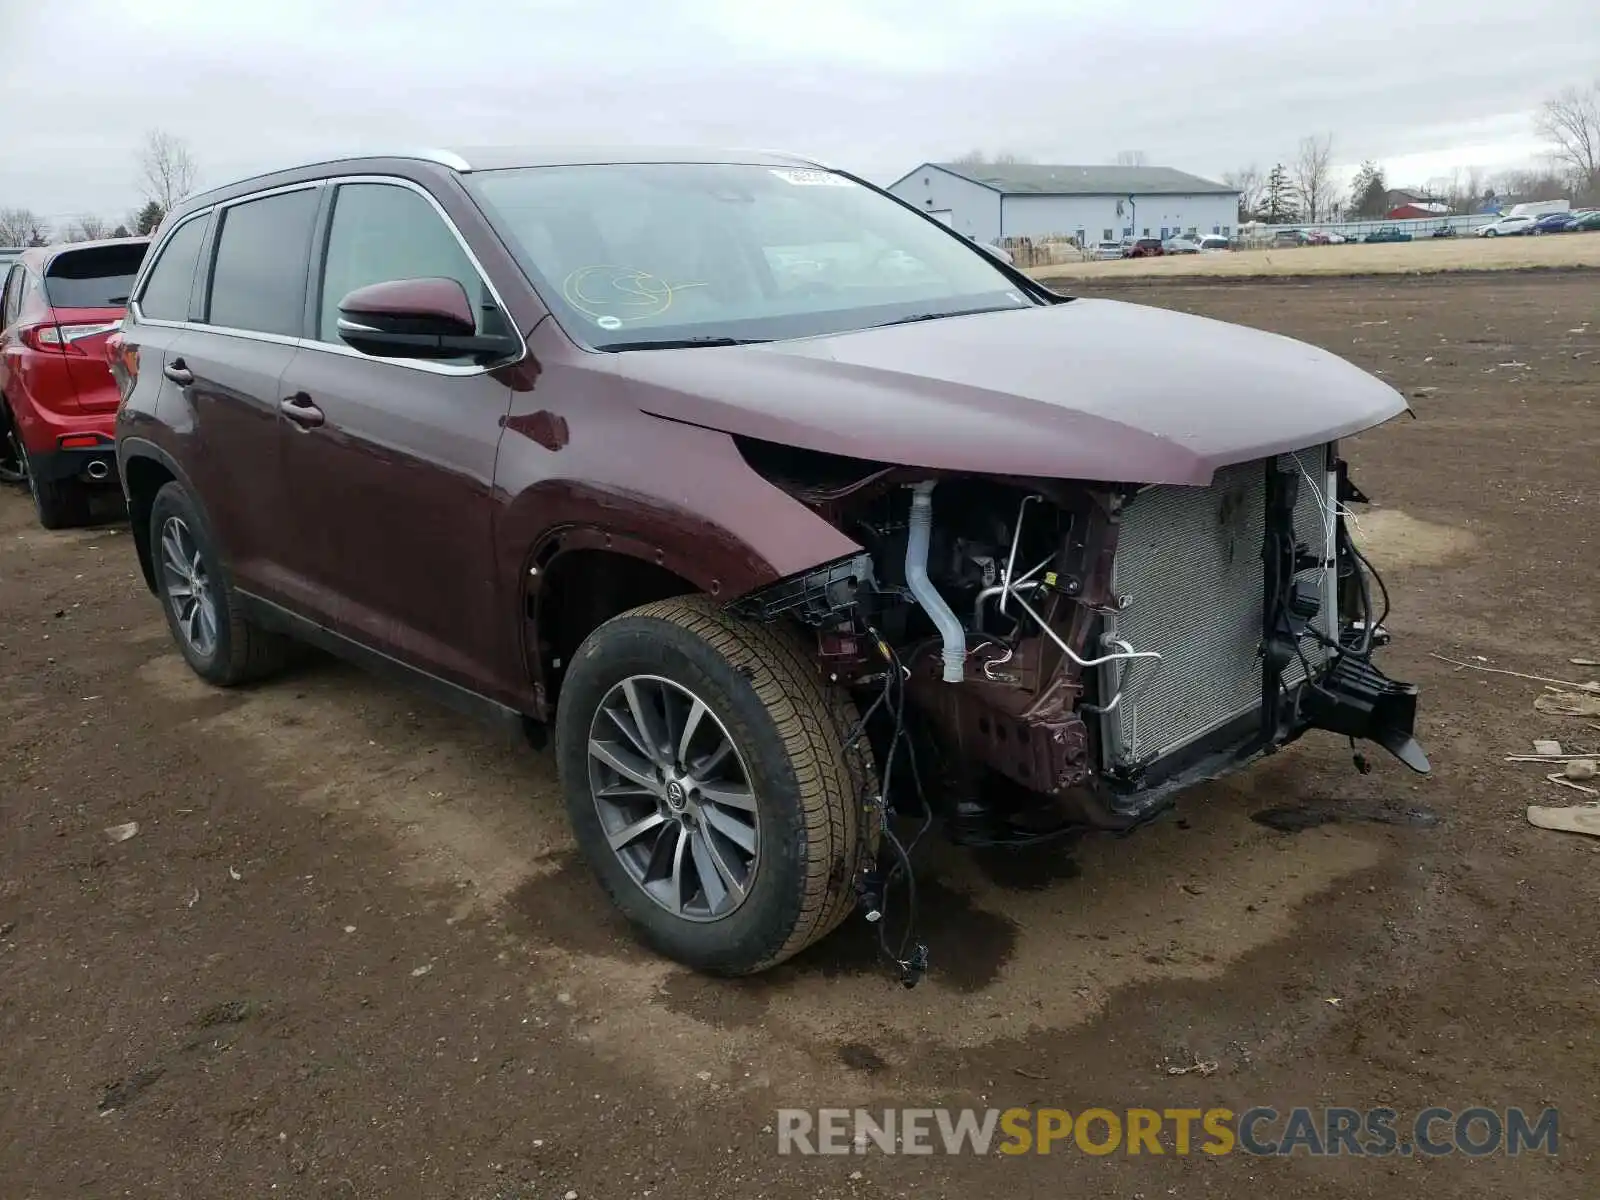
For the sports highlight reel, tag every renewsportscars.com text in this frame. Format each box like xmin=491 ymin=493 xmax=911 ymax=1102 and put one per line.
xmin=776 ymin=1106 xmax=1559 ymax=1157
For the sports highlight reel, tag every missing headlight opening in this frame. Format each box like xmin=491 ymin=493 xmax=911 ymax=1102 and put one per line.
xmin=731 ymin=441 xmax=1427 ymax=987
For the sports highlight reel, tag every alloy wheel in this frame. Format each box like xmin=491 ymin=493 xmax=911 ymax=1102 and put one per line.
xmin=586 ymin=675 xmax=760 ymax=922
xmin=160 ymin=515 xmax=219 ymax=659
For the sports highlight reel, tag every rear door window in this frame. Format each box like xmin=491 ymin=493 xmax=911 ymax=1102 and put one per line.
xmin=136 ymin=217 xmax=208 ymax=322
xmin=206 ymin=187 xmax=320 ymax=337
xmin=42 ymin=243 xmax=147 ymax=308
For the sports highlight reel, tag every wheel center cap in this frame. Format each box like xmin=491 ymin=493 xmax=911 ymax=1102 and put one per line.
xmin=663 ymin=779 xmax=688 ymax=811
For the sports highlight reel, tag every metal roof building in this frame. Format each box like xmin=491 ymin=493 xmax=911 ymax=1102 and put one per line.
xmin=887 ymin=162 xmax=1241 ymax=247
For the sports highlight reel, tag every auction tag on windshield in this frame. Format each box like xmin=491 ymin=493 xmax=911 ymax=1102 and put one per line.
xmin=769 ymin=168 xmax=854 ymax=187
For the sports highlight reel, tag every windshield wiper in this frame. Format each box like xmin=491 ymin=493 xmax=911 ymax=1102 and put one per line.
xmin=596 ymin=336 xmax=769 ymax=351
xmin=870 ymin=306 xmax=1024 ymax=329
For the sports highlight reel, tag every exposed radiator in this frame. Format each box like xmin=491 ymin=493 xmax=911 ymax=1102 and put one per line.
xmin=1098 ymin=445 xmax=1337 ymax=770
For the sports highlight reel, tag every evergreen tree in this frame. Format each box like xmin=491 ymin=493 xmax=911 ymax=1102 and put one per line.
xmin=1264 ymin=163 xmax=1297 ymax=222
xmin=1350 ymin=161 xmax=1389 ymax=218
xmin=135 ymin=200 xmax=166 ymax=236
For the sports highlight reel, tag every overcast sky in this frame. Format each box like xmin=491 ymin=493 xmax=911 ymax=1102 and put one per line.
xmin=1 ymin=0 xmax=1593 ymax=227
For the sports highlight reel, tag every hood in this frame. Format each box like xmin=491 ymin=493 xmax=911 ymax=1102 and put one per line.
xmin=607 ymin=298 xmax=1410 ymax=485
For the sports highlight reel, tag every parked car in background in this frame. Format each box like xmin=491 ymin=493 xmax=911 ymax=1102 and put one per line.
xmin=1572 ymin=210 xmax=1600 ymax=232
xmin=1476 ymin=215 xmax=1536 ymax=237
xmin=0 ymin=247 xmax=23 ymax=268
xmin=1197 ymin=234 xmax=1231 ymax=252
xmin=1093 ymin=240 xmax=1123 ymax=260
xmin=1506 ymin=200 xmax=1570 ymax=220
xmin=1122 ymin=237 xmax=1164 ymax=258
xmin=111 ymin=147 xmax=1425 ymax=978
xmin=0 ymin=237 xmax=148 ymax=526
xmin=1162 ymin=236 xmax=1201 ymax=254
xmin=1430 ymin=224 xmax=1457 ymax=238
xmin=1272 ymin=229 xmax=1308 ymax=247
xmin=1362 ymin=227 xmax=1413 ymax=244
xmin=1531 ymin=211 xmax=1579 ymax=234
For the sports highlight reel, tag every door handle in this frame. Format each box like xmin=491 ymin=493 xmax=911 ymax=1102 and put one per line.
xmin=162 ymin=359 xmax=193 ymax=386
xmin=279 ymin=393 xmax=325 ymax=429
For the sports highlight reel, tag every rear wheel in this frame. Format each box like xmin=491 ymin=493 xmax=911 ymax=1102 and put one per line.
xmin=556 ymin=596 xmax=875 ymax=975
xmin=150 ymin=481 xmax=290 ymax=686
xmin=27 ymin=466 xmax=90 ymax=530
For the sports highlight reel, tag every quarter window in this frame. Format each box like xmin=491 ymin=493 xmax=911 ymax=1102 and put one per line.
xmin=206 ymin=188 xmax=320 ymax=337
xmin=316 ymin=183 xmax=490 ymax=349
xmin=1 ymin=267 xmax=21 ymax=328
xmin=138 ymin=217 xmax=208 ymax=321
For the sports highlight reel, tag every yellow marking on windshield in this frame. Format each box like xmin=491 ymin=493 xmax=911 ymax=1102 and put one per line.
xmin=561 ymin=265 xmax=708 ymax=323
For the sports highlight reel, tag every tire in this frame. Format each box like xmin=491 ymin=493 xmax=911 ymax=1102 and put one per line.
xmin=555 ymin=595 xmax=876 ymax=975
xmin=149 ymin=481 xmax=289 ymax=686
xmin=28 ymin=467 xmax=90 ymax=530
xmin=1484 ymin=229 xmax=1497 ymax=237
xmin=0 ymin=401 xmax=26 ymax=486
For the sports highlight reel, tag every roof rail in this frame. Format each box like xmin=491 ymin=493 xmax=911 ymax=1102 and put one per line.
xmin=391 ymin=147 xmax=472 ymax=172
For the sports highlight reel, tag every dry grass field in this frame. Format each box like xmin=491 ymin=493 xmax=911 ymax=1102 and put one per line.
xmin=1029 ymin=231 xmax=1600 ymax=282
xmin=3 ymin=273 xmax=1598 ymax=1199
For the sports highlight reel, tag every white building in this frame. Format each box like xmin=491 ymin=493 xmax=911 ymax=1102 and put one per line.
xmin=886 ymin=162 xmax=1241 ymax=246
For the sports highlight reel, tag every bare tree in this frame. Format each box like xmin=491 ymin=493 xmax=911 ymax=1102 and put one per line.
xmin=138 ymin=129 xmax=198 ymax=211
xmin=1222 ymin=165 xmax=1264 ymax=222
xmin=1113 ymin=149 xmax=1149 ymax=167
xmin=1426 ymin=166 xmax=1489 ymax=214
xmin=948 ymin=149 xmax=1032 ymax=166
xmin=0 ymin=207 xmax=51 ymax=246
xmin=1292 ymin=134 xmax=1338 ymax=223
xmin=67 ymin=214 xmax=111 ymax=242
xmin=1492 ymin=167 xmax=1568 ymax=203
xmin=1537 ymin=81 xmax=1600 ymax=198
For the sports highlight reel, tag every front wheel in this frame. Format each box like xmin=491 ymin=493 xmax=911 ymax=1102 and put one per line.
xmin=0 ymin=403 xmax=26 ymax=486
xmin=1484 ymin=229 xmax=1498 ymax=237
xmin=555 ymin=596 xmax=875 ymax=975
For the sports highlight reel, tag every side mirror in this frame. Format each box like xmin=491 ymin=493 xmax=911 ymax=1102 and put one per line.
xmin=336 ymin=277 xmax=518 ymax=362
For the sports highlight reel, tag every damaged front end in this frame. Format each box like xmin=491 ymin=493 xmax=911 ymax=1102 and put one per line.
xmin=732 ymin=436 xmax=1428 ymax=849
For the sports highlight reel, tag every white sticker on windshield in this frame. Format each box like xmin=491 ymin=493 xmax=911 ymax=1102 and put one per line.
xmin=769 ymin=168 xmax=855 ymax=187
xmin=595 ymin=315 xmax=623 ymax=330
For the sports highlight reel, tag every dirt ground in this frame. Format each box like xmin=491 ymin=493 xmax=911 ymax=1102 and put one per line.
xmin=1027 ymin=232 xmax=1600 ymax=282
xmin=3 ymin=272 xmax=1597 ymax=1199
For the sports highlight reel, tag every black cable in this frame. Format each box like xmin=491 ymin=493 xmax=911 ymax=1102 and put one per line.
xmin=1349 ymin=537 xmax=1390 ymax=631
xmin=864 ymin=641 xmax=929 ymax=982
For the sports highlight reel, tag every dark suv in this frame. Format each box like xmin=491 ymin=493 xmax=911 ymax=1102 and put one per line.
xmin=114 ymin=148 xmax=1426 ymax=979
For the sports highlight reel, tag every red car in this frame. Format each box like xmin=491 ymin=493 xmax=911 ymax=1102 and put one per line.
xmin=0 ymin=237 xmax=148 ymax=527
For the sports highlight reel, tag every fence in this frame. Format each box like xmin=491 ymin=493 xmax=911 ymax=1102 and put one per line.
xmin=995 ymin=235 xmax=1096 ymax=267
xmin=998 ymin=212 xmax=1502 ymax=261
xmin=1235 ymin=213 xmax=1495 ymax=247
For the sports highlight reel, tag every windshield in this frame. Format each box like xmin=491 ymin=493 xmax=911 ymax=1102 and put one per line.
xmin=466 ymin=163 xmax=1038 ymax=349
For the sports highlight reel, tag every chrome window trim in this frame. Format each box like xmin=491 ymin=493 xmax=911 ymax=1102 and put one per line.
xmin=305 ymin=173 xmax=526 ymax=376
xmin=125 ymin=174 xmax=526 ymax=379
xmin=127 ymin=207 xmax=214 ymax=324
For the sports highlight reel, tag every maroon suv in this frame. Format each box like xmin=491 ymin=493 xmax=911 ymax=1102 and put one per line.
xmin=114 ymin=148 xmax=1426 ymax=980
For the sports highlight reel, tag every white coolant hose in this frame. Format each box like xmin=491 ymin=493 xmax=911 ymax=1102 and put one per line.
xmin=904 ymin=481 xmax=966 ymax=683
